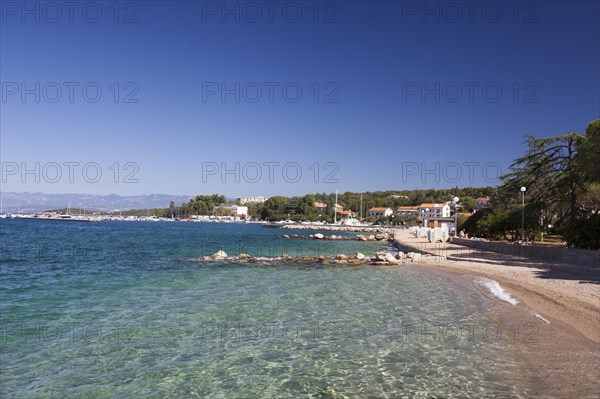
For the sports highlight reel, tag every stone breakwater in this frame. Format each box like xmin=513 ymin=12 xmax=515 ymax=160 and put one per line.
xmin=181 ymin=250 xmax=436 ymax=266
xmin=279 ymin=224 xmax=394 ymax=233
xmin=280 ymin=232 xmax=393 ymax=242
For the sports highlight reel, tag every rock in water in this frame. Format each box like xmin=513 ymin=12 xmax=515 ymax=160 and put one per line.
xmin=238 ymin=253 xmax=252 ymax=260
xmin=355 ymin=252 xmax=365 ymax=260
xmin=384 ymin=252 xmax=398 ymax=264
xmin=314 ymin=233 xmax=324 ymax=239
xmin=336 ymin=254 xmax=348 ymax=260
xmin=210 ymin=250 xmax=228 ymax=260
xmin=407 ymin=252 xmax=422 ymax=261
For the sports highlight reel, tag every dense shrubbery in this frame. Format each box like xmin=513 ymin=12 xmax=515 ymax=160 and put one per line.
xmin=561 ymin=214 xmax=600 ymax=250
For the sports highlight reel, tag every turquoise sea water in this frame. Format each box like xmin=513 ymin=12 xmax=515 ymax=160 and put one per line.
xmin=1 ymin=220 xmax=527 ymax=398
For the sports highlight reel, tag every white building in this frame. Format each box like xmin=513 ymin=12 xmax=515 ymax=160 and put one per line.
xmin=237 ymin=196 xmax=268 ymax=205
xmin=417 ymin=203 xmax=451 ymax=219
xmin=369 ymin=207 xmax=393 ymax=218
xmin=215 ymin=205 xmax=248 ymax=217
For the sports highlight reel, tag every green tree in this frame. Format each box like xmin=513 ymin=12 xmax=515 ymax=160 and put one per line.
xmin=498 ymin=132 xmax=584 ymax=230
xmin=261 ymin=196 xmax=289 ymax=220
xmin=459 ymin=196 xmax=476 ymax=212
xmin=578 ymin=119 xmax=600 ymax=182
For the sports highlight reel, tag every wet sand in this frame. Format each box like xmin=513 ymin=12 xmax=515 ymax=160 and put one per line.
xmin=395 ymin=230 xmax=599 ymax=397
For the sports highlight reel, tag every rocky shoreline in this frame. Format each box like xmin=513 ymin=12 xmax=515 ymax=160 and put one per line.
xmin=279 ymin=224 xmax=395 ymax=233
xmin=181 ymin=249 xmax=434 ymax=266
xmin=280 ymin=232 xmax=393 ymax=242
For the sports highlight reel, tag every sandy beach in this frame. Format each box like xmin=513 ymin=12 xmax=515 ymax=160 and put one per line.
xmin=395 ymin=229 xmax=600 ymax=397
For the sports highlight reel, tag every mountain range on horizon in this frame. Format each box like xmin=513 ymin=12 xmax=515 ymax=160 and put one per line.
xmin=0 ymin=192 xmax=196 ymax=213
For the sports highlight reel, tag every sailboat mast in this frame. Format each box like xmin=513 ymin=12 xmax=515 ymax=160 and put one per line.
xmin=334 ymin=190 xmax=338 ymax=224
xmin=360 ymin=193 xmax=363 ymax=221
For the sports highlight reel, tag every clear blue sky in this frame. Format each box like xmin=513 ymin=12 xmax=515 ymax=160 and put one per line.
xmin=1 ymin=0 xmax=598 ymax=197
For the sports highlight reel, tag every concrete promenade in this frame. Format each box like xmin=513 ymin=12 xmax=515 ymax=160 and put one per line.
xmin=392 ymin=229 xmax=600 ymax=278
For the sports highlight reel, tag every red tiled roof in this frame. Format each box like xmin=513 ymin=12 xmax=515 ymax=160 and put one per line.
xmin=369 ymin=207 xmax=391 ymax=212
xmin=418 ymin=203 xmax=446 ymax=208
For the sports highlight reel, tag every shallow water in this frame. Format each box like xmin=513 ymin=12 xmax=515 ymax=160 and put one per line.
xmin=1 ymin=220 xmax=528 ymax=398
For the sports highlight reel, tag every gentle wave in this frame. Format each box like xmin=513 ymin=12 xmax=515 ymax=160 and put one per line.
xmin=475 ymin=277 xmax=518 ymax=305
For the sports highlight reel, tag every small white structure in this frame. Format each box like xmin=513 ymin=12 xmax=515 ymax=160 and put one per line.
xmin=427 ymin=227 xmax=448 ymax=243
xmin=369 ymin=207 xmax=393 ymax=218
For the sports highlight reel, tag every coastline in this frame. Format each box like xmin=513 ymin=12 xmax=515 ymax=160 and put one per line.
xmin=394 ymin=229 xmax=599 ymax=397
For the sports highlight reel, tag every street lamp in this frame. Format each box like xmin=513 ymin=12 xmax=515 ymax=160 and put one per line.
xmin=520 ymin=187 xmax=526 ymax=242
xmin=452 ymin=197 xmax=460 ymax=237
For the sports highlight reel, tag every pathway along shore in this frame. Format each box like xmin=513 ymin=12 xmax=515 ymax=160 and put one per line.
xmin=393 ymin=228 xmax=600 ymax=397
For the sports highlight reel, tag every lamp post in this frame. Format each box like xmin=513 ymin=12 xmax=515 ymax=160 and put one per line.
xmin=520 ymin=187 xmax=526 ymax=242
xmin=452 ymin=197 xmax=460 ymax=237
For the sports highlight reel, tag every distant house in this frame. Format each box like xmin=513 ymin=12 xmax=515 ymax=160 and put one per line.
xmin=314 ymin=201 xmax=327 ymax=214
xmin=334 ymin=203 xmax=344 ymax=213
xmin=214 ymin=204 xmax=248 ymax=217
xmin=476 ymin=197 xmax=491 ymax=209
xmin=396 ymin=206 xmax=419 ymax=217
xmin=338 ymin=210 xmax=356 ymax=218
xmin=238 ymin=196 xmax=268 ymax=205
xmin=339 ymin=210 xmax=359 ymax=225
xmin=417 ymin=203 xmax=451 ymax=219
xmin=369 ymin=207 xmax=393 ymax=218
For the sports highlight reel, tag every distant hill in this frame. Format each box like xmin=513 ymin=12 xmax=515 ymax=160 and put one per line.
xmin=0 ymin=192 xmax=193 ymax=213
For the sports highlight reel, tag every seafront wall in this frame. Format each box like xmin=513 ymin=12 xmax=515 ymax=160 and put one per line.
xmin=451 ymin=238 xmax=600 ymax=269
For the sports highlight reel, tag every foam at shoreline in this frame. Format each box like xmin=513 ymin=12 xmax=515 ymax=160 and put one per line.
xmin=475 ymin=276 xmax=518 ymax=305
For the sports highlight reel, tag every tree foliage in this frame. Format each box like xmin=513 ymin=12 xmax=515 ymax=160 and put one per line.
xmin=578 ymin=119 xmax=600 ymax=182
xmin=464 ymin=121 xmax=600 ymax=248
xmin=179 ymin=195 xmax=226 ymax=216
